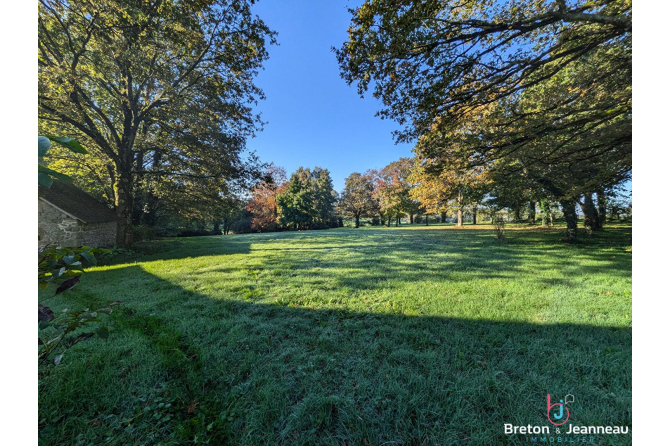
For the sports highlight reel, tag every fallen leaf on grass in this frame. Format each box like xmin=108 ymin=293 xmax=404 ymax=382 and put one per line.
xmin=55 ymin=275 xmax=81 ymax=295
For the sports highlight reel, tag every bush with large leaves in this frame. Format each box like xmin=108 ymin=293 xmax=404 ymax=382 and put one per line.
xmin=38 ymin=135 xmax=118 ymax=367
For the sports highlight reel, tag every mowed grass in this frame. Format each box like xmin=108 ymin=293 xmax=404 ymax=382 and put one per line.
xmin=38 ymin=224 xmax=632 ymax=445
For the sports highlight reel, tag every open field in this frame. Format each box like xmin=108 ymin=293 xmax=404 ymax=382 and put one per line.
xmin=38 ymin=224 xmax=632 ymax=445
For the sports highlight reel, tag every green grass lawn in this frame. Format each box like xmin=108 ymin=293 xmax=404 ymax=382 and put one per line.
xmin=38 ymin=224 xmax=632 ymax=445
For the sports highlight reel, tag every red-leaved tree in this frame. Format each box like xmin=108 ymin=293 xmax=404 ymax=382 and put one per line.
xmin=246 ymin=166 xmax=287 ymax=232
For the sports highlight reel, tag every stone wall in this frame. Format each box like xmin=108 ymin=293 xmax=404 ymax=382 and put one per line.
xmin=38 ymin=199 xmax=117 ymax=248
xmin=81 ymin=221 xmax=117 ymax=247
xmin=38 ymin=199 xmax=81 ymax=248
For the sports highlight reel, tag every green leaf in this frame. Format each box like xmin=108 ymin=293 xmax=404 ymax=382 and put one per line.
xmin=38 ymin=136 xmax=51 ymax=156
xmin=38 ymin=172 xmax=54 ymax=188
xmin=55 ymin=275 xmax=81 ymax=295
xmin=80 ymin=250 xmax=97 ymax=265
xmin=38 ymin=164 xmax=72 ymax=183
xmin=62 ymin=254 xmax=76 ymax=265
xmin=45 ymin=136 xmax=87 ymax=154
xmin=39 ymin=304 xmax=55 ymax=322
xmin=67 ymin=262 xmax=84 ymax=271
xmin=62 ymin=255 xmax=82 ymax=266
xmin=53 ymin=267 xmax=66 ymax=278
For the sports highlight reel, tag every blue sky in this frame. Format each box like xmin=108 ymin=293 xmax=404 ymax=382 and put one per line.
xmin=248 ymin=0 xmax=413 ymax=192
xmin=247 ymin=1 xmax=631 ymax=197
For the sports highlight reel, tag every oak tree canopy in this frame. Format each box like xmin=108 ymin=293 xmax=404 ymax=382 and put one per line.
xmin=39 ymin=0 xmax=276 ymax=246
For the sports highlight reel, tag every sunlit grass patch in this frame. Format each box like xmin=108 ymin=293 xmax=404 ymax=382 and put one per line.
xmin=39 ymin=225 xmax=632 ymax=445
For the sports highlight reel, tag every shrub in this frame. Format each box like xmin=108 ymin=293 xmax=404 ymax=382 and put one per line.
xmin=493 ymin=214 xmax=506 ymax=243
xmin=310 ymin=221 xmax=330 ymax=230
xmin=230 ymin=217 xmax=254 ymax=234
xmin=133 ymin=224 xmax=156 ymax=242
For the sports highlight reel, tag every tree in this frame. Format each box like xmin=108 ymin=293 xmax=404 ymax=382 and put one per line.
xmin=338 ymin=172 xmax=378 ymax=228
xmin=338 ymin=0 xmax=631 ymax=237
xmin=486 ymin=169 xmax=545 ymax=224
xmin=43 ymin=144 xmax=116 ymax=207
xmin=337 ymin=0 xmax=630 ymax=145
xmin=312 ymin=167 xmax=338 ymax=225
xmin=500 ymin=48 xmax=631 ymax=234
xmin=277 ymin=168 xmax=314 ymax=230
xmin=216 ymin=197 xmax=245 ymax=235
xmin=373 ymin=158 xmax=415 ymax=226
xmin=277 ymin=167 xmax=337 ymax=230
xmin=39 ymin=0 xmax=276 ymax=246
xmin=247 ymin=166 xmax=287 ymax=232
xmin=409 ymin=153 xmax=489 ymax=228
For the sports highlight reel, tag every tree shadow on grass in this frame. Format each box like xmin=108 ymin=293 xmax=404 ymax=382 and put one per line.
xmin=39 ymin=262 xmax=632 ymax=446
xmin=102 ymin=226 xmax=631 ymax=268
xmin=100 ymin=235 xmax=254 ymax=265
xmin=251 ymin=227 xmax=632 ymax=293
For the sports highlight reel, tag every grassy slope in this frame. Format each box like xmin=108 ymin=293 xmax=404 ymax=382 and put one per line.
xmin=38 ymin=224 xmax=632 ymax=445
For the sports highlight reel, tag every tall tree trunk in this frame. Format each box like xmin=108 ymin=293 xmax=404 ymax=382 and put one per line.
xmin=440 ymin=212 xmax=447 ymax=223
xmin=425 ymin=214 xmax=429 ymax=226
xmin=387 ymin=216 xmax=391 ymax=227
xmin=528 ymin=201 xmax=536 ymax=225
xmin=560 ymin=199 xmax=578 ymax=240
xmin=455 ymin=191 xmax=463 ymax=227
xmin=472 ymin=206 xmax=478 ymax=225
xmin=142 ymin=150 xmax=162 ymax=228
xmin=131 ymin=150 xmax=145 ymax=226
xmin=596 ymin=190 xmax=608 ymax=226
xmin=409 ymin=213 xmax=414 ymax=224
xmin=114 ymin=168 xmax=134 ymax=248
xmin=355 ymin=213 xmax=360 ymax=228
xmin=213 ymin=221 xmax=221 ymax=235
xmin=580 ymin=193 xmax=602 ymax=231
xmin=541 ymin=200 xmax=550 ymax=226
xmin=513 ymin=206 xmax=522 ymax=222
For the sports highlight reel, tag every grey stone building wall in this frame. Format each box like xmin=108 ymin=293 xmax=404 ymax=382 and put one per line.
xmin=38 ymin=199 xmax=116 ymax=248
xmin=38 ymin=199 xmax=80 ymax=248
xmin=80 ymin=221 xmax=117 ymax=247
